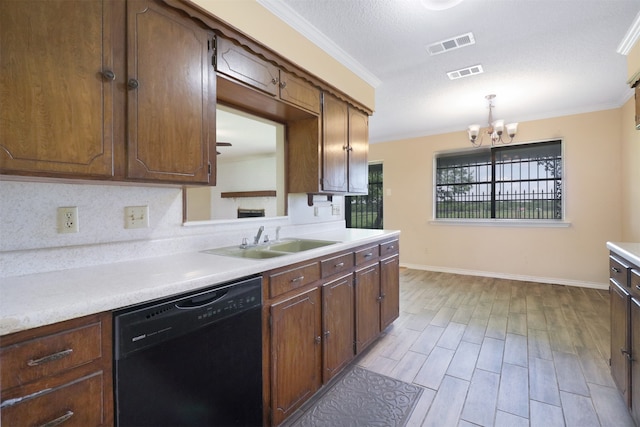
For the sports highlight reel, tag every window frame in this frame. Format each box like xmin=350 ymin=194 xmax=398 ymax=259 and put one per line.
xmin=431 ymin=139 xmax=570 ymax=227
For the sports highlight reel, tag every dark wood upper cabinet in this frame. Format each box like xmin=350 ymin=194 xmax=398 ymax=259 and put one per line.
xmin=322 ymin=93 xmax=349 ymax=192
xmin=126 ymin=0 xmax=214 ymax=183
xmin=347 ymin=106 xmax=369 ymax=194
xmin=0 ymin=0 xmax=115 ymax=178
xmin=215 ymin=36 xmax=320 ymax=115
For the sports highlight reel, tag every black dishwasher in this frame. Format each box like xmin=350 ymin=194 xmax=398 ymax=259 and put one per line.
xmin=113 ymin=275 xmax=263 ymax=427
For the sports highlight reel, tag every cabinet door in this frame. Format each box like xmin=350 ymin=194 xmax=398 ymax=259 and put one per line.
xmin=0 ymin=0 xmax=115 ymax=177
xmin=632 ymin=297 xmax=640 ymax=423
xmin=322 ymin=93 xmax=348 ymax=192
xmin=380 ymin=255 xmax=400 ymax=330
xmin=355 ymin=263 xmax=380 ymax=354
xmin=270 ymin=287 xmax=322 ymax=426
xmin=348 ymin=107 xmax=369 ymax=194
xmin=611 ymin=280 xmax=631 ymax=406
xmin=127 ymin=0 xmax=214 ymax=183
xmin=322 ymin=273 xmax=355 ymax=383
xmin=279 ymin=71 xmax=321 ymax=114
xmin=215 ymin=36 xmax=279 ymax=96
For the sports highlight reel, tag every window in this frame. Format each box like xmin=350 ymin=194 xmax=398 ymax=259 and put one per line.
xmin=435 ymin=140 xmax=562 ymax=220
xmin=346 ymin=163 xmax=383 ymax=229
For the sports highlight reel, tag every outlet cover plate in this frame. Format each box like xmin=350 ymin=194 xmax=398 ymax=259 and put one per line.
xmin=57 ymin=207 xmax=79 ymax=233
xmin=125 ymin=206 xmax=149 ymax=229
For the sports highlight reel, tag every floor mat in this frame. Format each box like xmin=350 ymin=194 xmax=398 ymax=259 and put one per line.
xmin=288 ymin=366 xmax=423 ymax=427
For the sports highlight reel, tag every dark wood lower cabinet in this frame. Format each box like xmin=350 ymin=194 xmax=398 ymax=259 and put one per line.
xmin=355 ymin=262 xmax=381 ymax=354
xmin=631 ymin=297 xmax=640 ymax=423
xmin=322 ymin=273 xmax=355 ymax=383
xmin=610 ymin=279 xmax=631 ymax=405
xmin=270 ymin=287 xmax=322 ymax=426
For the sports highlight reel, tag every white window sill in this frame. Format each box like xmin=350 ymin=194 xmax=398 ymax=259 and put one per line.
xmin=429 ymin=219 xmax=571 ymax=228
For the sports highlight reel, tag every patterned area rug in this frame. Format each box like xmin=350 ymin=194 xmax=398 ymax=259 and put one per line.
xmin=289 ymin=366 xmax=423 ymax=427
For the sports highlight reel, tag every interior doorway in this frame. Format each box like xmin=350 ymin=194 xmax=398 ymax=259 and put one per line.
xmin=346 ymin=163 xmax=383 ymax=229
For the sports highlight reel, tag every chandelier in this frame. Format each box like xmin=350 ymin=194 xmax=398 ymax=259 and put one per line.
xmin=467 ymin=94 xmax=518 ymax=146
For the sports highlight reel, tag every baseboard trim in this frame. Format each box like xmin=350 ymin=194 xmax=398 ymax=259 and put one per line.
xmin=400 ymin=263 xmax=608 ymax=290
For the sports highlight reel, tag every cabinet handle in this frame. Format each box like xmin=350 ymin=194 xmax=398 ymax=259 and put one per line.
xmin=334 ymin=262 xmax=344 ymax=268
xmin=364 ymin=253 xmax=373 ymax=258
xmin=27 ymin=348 xmax=73 ymax=366
xmin=127 ymin=78 xmax=139 ymax=89
xmin=101 ymin=70 xmax=116 ymax=81
xmin=324 ymin=330 xmax=331 ymax=337
xmin=376 ymin=296 xmax=383 ymax=302
xmin=621 ymin=348 xmax=634 ymax=361
xmin=279 ymin=81 xmax=286 ymax=89
xmin=611 ymin=267 xmax=621 ymax=274
xmin=290 ymin=275 xmax=304 ymax=283
xmin=315 ymin=336 xmax=321 ymax=344
xmin=387 ymin=245 xmax=395 ymax=251
xmin=37 ymin=410 xmax=74 ymax=427
xmin=271 ymin=78 xmax=278 ymax=85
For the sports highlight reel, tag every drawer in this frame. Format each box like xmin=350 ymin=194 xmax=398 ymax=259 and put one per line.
xmin=632 ymin=269 xmax=640 ymax=298
xmin=268 ymin=261 xmax=320 ymax=298
xmin=321 ymin=252 xmax=354 ymax=278
xmin=354 ymin=245 xmax=378 ymax=266
xmin=1 ymin=322 xmax=103 ymax=391
xmin=610 ymin=255 xmax=630 ymax=288
xmin=1 ymin=372 xmax=105 ymax=427
xmin=380 ymin=239 xmax=399 ymax=257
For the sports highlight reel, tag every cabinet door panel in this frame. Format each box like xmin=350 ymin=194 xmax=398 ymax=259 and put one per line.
xmin=322 ymin=93 xmax=348 ymax=192
xmin=270 ymin=287 xmax=321 ymax=425
xmin=632 ymin=298 xmax=640 ymax=423
xmin=279 ymin=72 xmax=320 ymax=114
xmin=0 ymin=0 xmax=114 ymax=177
xmin=348 ymin=107 xmax=369 ymax=194
xmin=355 ymin=263 xmax=380 ymax=354
xmin=216 ymin=37 xmax=278 ymax=96
xmin=322 ymin=273 xmax=354 ymax=382
xmin=380 ymin=255 xmax=400 ymax=330
xmin=611 ymin=280 xmax=631 ymax=406
xmin=127 ymin=0 xmax=213 ymax=183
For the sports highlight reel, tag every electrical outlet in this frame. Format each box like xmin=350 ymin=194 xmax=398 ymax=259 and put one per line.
xmin=124 ymin=206 xmax=149 ymax=229
xmin=331 ymin=204 xmax=340 ymax=216
xmin=57 ymin=207 xmax=79 ymax=233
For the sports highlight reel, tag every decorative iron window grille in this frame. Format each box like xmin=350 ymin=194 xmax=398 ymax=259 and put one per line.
xmin=346 ymin=163 xmax=383 ymax=229
xmin=435 ymin=141 xmax=562 ymax=220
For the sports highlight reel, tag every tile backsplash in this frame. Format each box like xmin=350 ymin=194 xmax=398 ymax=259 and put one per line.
xmin=0 ymin=180 xmax=344 ymax=277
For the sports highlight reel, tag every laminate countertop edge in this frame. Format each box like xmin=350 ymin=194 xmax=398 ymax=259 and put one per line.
xmin=607 ymin=241 xmax=640 ymax=267
xmin=1 ymin=229 xmax=400 ymax=336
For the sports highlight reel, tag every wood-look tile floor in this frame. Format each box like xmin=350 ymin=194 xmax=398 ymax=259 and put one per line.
xmin=355 ymin=269 xmax=635 ymax=427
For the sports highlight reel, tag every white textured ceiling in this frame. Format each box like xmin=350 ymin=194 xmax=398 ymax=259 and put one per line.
xmin=261 ymin=0 xmax=640 ymax=144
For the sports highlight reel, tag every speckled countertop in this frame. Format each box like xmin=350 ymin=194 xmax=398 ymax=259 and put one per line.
xmin=0 ymin=229 xmax=399 ymax=336
xmin=607 ymin=242 xmax=640 ymax=267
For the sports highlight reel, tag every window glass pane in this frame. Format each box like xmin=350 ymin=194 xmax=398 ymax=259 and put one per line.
xmin=435 ymin=141 xmax=562 ymax=220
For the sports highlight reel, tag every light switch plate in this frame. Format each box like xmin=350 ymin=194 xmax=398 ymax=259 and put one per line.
xmin=124 ymin=206 xmax=149 ymax=229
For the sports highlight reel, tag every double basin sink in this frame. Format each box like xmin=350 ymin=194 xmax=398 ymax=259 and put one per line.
xmin=203 ymin=238 xmax=338 ymax=259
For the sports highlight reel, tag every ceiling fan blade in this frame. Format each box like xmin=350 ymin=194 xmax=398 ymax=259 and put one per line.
xmin=216 ymin=142 xmax=232 ymax=146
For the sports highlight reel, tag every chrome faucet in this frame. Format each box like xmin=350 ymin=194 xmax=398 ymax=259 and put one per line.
xmin=253 ymin=226 xmax=264 ymax=245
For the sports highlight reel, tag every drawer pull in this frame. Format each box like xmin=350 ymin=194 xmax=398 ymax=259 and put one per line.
xmin=636 ymin=285 xmax=640 ymax=291
xmin=27 ymin=349 xmax=73 ymax=366
xmin=387 ymin=245 xmax=395 ymax=250
xmin=612 ymin=267 xmax=621 ymax=274
xmin=334 ymin=262 xmax=345 ymax=268
xmin=38 ymin=410 xmax=74 ymax=427
xmin=364 ymin=253 xmax=373 ymax=258
xmin=290 ymin=276 xmax=304 ymax=283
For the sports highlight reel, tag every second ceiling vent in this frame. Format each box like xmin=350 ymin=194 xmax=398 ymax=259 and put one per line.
xmin=426 ymin=32 xmax=475 ymax=56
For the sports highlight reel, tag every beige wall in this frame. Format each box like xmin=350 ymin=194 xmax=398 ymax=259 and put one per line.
xmin=621 ymin=97 xmax=640 ymax=241
xmin=370 ymin=109 xmax=624 ymax=287
xmin=190 ymin=0 xmax=375 ymax=110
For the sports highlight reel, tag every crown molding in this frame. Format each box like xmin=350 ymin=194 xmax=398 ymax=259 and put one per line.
xmin=256 ymin=0 xmax=381 ymax=88
xmin=618 ymin=10 xmax=640 ymax=55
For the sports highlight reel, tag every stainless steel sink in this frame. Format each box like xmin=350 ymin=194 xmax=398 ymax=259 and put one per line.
xmin=265 ymin=238 xmax=337 ymax=253
xmin=202 ymin=247 xmax=287 ymax=259
xmin=202 ymin=238 xmax=338 ymax=259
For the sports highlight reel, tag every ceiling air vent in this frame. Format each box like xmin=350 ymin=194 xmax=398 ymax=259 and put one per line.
xmin=447 ymin=64 xmax=484 ymax=80
xmin=426 ymin=32 xmax=475 ymax=56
